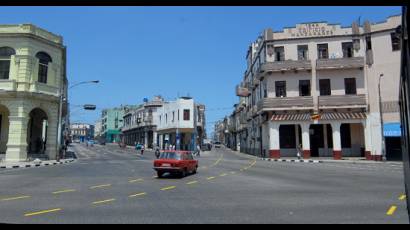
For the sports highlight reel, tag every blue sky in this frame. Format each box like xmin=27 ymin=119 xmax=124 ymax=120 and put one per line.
xmin=0 ymin=6 xmax=402 ymax=136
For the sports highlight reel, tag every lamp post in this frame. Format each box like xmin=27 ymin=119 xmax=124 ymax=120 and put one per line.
xmin=57 ymin=80 xmax=99 ymax=160
xmin=378 ymin=74 xmax=386 ymax=161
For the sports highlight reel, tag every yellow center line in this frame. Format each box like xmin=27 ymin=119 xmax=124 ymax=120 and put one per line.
xmin=219 ymin=173 xmax=227 ymax=177
xmin=92 ymin=198 xmax=116 ymax=205
xmin=1 ymin=195 xmax=31 ymax=201
xmin=52 ymin=189 xmax=76 ymax=194
xmin=161 ymin=186 xmax=176 ymax=191
xmin=186 ymin=180 xmax=198 ymax=185
xmin=129 ymin=192 xmax=147 ymax=198
xmin=129 ymin=179 xmax=144 ymax=183
xmin=386 ymin=206 xmax=397 ymax=216
xmin=399 ymin=195 xmax=406 ymax=201
xmin=207 ymin=176 xmax=216 ymax=180
xmin=230 ymin=171 xmax=236 ymax=174
xmin=90 ymin=184 xmax=111 ymax=189
xmin=24 ymin=208 xmax=62 ymax=217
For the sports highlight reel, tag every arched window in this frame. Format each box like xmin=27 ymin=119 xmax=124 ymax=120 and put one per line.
xmin=35 ymin=52 xmax=52 ymax=84
xmin=0 ymin=47 xmax=16 ymax=80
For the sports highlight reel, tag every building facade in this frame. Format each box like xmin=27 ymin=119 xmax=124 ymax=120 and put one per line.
xmin=94 ymin=119 xmax=102 ymax=139
xmin=101 ymin=106 xmax=128 ymax=143
xmin=0 ymin=24 xmax=67 ymax=162
xmin=228 ymin=15 xmax=401 ymax=160
xmin=157 ymin=97 xmax=206 ymax=151
xmin=121 ymin=96 xmax=164 ymax=148
xmin=70 ymin=123 xmax=94 ymax=142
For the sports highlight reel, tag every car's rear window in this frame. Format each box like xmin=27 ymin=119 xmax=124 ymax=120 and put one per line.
xmin=159 ymin=152 xmax=182 ymax=160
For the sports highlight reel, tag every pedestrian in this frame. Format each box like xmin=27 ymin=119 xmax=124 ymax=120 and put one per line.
xmin=155 ymin=145 xmax=160 ymax=158
xmin=141 ymin=144 xmax=145 ymax=155
xmin=196 ymin=144 xmax=201 ymax=157
xmin=297 ymin=144 xmax=302 ymax=160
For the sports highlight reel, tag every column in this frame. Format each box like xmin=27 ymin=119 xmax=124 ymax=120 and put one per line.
xmin=6 ymin=116 xmax=29 ymax=162
xmin=331 ymin=122 xmax=342 ymax=160
xmin=268 ymin=122 xmax=280 ymax=159
xmin=144 ymin=131 xmax=148 ymax=148
xmin=301 ymin=123 xmax=311 ymax=159
xmin=45 ymin=116 xmax=58 ymax=160
xmin=363 ymin=120 xmax=373 ymax=160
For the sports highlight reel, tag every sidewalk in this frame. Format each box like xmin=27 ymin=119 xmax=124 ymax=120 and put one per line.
xmin=0 ymin=158 xmax=76 ymax=169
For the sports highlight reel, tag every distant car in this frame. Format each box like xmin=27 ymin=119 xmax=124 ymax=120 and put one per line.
xmin=201 ymin=143 xmax=212 ymax=151
xmin=214 ymin=142 xmax=222 ymax=148
xmin=87 ymin=140 xmax=94 ymax=146
xmin=153 ymin=151 xmax=198 ymax=178
xmin=135 ymin=144 xmax=143 ymax=150
xmin=73 ymin=139 xmax=80 ymax=143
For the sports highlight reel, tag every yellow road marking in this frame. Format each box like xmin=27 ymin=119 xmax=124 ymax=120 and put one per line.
xmin=24 ymin=208 xmax=61 ymax=217
xmin=129 ymin=179 xmax=144 ymax=183
xmin=161 ymin=186 xmax=176 ymax=191
xmin=1 ymin=195 xmax=31 ymax=201
xmin=219 ymin=173 xmax=227 ymax=177
xmin=52 ymin=189 xmax=76 ymax=194
xmin=129 ymin=192 xmax=147 ymax=198
xmin=90 ymin=184 xmax=111 ymax=189
xmin=152 ymin=176 xmax=158 ymax=178
xmin=230 ymin=171 xmax=236 ymax=174
xmin=186 ymin=180 xmax=198 ymax=185
xmin=207 ymin=176 xmax=216 ymax=180
xmin=399 ymin=195 xmax=406 ymax=201
xmin=201 ymin=166 xmax=208 ymax=169
xmin=92 ymin=199 xmax=116 ymax=205
xmin=386 ymin=206 xmax=397 ymax=216
xmin=211 ymin=154 xmax=224 ymax=166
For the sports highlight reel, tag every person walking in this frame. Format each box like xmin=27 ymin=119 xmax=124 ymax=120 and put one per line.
xmin=297 ymin=144 xmax=302 ymax=160
xmin=140 ymin=144 xmax=145 ymax=155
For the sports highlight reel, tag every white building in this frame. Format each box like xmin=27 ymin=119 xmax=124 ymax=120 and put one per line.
xmin=233 ymin=15 xmax=401 ymax=161
xmin=94 ymin=119 xmax=102 ymax=139
xmin=157 ymin=97 xmax=206 ymax=151
xmin=70 ymin=123 xmax=94 ymax=142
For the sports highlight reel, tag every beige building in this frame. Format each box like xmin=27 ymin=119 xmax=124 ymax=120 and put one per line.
xmin=233 ymin=15 xmax=401 ymax=160
xmin=0 ymin=24 xmax=67 ymax=162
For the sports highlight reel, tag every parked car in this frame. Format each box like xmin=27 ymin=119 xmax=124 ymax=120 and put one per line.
xmin=214 ymin=141 xmax=222 ymax=148
xmin=153 ymin=151 xmax=198 ymax=178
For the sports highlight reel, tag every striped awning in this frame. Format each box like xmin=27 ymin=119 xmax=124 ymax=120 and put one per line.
xmin=320 ymin=112 xmax=366 ymax=120
xmin=271 ymin=112 xmax=366 ymax=121
xmin=271 ymin=113 xmax=311 ymax=121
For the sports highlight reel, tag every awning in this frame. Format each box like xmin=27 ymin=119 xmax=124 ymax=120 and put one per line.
xmin=320 ymin=112 xmax=366 ymax=120
xmin=271 ymin=112 xmax=366 ymax=121
xmin=384 ymin=123 xmax=401 ymax=137
xmin=271 ymin=113 xmax=311 ymax=121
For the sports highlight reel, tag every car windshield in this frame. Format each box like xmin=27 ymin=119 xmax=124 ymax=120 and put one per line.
xmin=159 ymin=152 xmax=182 ymax=160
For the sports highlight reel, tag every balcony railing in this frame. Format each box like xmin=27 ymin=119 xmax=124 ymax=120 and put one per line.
xmin=316 ymin=57 xmax=364 ymax=70
xmin=259 ymin=60 xmax=312 ymax=76
xmin=236 ymin=84 xmax=250 ymax=97
xmin=257 ymin=97 xmax=314 ymax=111
xmin=318 ymin=94 xmax=367 ymax=109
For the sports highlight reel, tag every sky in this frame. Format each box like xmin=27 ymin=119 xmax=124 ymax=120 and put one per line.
xmin=0 ymin=6 xmax=402 ymax=137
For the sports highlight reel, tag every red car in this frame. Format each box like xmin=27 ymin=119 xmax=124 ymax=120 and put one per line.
xmin=153 ymin=151 xmax=198 ymax=178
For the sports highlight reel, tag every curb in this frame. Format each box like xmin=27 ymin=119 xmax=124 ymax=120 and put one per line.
xmin=0 ymin=159 xmax=76 ymax=170
xmin=260 ymin=158 xmax=322 ymax=164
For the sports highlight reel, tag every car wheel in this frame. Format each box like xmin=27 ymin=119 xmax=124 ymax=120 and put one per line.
xmin=180 ymin=169 xmax=187 ymax=178
xmin=157 ymin=171 xmax=163 ymax=178
xmin=192 ymin=167 xmax=197 ymax=174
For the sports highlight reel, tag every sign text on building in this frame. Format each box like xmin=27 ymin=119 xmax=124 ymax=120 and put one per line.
xmin=291 ymin=23 xmax=336 ymax=38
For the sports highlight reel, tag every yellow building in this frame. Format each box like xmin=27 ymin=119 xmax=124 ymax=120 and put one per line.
xmin=0 ymin=24 xmax=67 ymax=162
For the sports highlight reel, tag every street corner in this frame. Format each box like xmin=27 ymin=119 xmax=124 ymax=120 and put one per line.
xmin=0 ymin=158 xmax=76 ymax=170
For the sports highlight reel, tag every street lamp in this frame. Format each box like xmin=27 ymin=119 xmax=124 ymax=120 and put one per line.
xmin=378 ymin=74 xmax=386 ymax=161
xmin=57 ymin=80 xmax=99 ymax=160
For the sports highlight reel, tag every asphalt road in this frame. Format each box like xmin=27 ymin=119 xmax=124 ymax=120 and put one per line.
xmin=0 ymin=143 xmax=408 ymax=224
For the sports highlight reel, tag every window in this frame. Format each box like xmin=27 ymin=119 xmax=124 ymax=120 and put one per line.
xmin=319 ymin=79 xmax=331 ymax=96
xmin=274 ymin=46 xmax=285 ymax=61
xmin=275 ymin=81 xmax=286 ymax=97
xmin=0 ymin=47 xmax=16 ymax=80
xmin=365 ymin=36 xmax=372 ymax=51
xmin=183 ymin=109 xmax=190 ymax=121
xmin=317 ymin=44 xmax=329 ymax=59
xmin=178 ymin=110 xmax=180 ymax=121
xmin=172 ymin=111 xmax=175 ymax=122
xmin=344 ymin=78 xmax=357 ymax=95
xmin=165 ymin=114 xmax=168 ymax=123
xmin=391 ymin=32 xmax=401 ymax=51
xmin=297 ymin=45 xmax=309 ymax=60
xmin=35 ymin=52 xmax=52 ymax=84
xmin=342 ymin=42 xmax=354 ymax=58
xmin=299 ymin=80 xmax=311 ymax=96
xmin=341 ymin=124 xmax=352 ymax=148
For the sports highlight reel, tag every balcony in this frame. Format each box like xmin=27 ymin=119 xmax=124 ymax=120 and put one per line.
xmin=259 ymin=60 xmax=312 ymax=76
xmin=236 ymin=84 xmax=250 ymax=97
xmin=0 ymin=79 xmax=17 ymax=91
xmin=318 ymin=94 xmax=367 ymax=109
xmin=257 ymin=97 xmax=314 ymax=111
xmin=316 ymin=57 xmax=364 ymax=70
